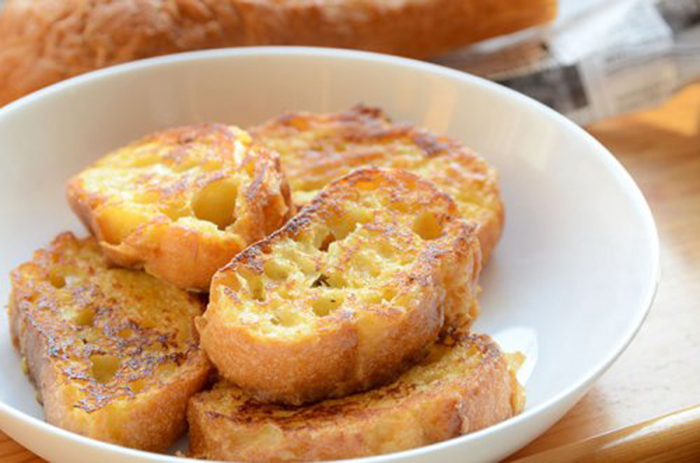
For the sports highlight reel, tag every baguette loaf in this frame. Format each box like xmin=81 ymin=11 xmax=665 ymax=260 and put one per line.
xmin=0 ymin=0 xmax=557 ymax=105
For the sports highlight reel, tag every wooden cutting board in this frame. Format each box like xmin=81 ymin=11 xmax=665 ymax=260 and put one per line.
xmin=1 ymin=82 xmax=699 ymax=463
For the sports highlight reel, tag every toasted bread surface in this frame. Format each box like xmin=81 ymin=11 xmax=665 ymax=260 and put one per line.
xmin=197 ymin=168 xmax=481 ymax=405
xmin=8 ymin=233 xmax=211 ymax=451
xmin=67 ymin=123 xmax=293 ymax=291
xmin=252 ymin=105 xmax=504 ymax=262
xmin=189 ymin=332 xmax=523 ymax=462
xmin=0 ymin=0 xmax=556 ymax=106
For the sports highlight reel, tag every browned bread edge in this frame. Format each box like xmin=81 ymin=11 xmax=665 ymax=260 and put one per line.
xmin=188 ymin=333 xmax=522 ymax=461
xmin=198 ymin=167 xmax=481 ymax=405
xmin=0 ymin=0 xmax=557 ymax=105
xmin=8 ymin=233 xmax=211 ymax=451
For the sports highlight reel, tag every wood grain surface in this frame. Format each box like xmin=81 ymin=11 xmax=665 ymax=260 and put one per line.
xmin=513 ymin=405 xmax=700 ymax=462
xmin=1 ymin=83 xmax=698 ymax=463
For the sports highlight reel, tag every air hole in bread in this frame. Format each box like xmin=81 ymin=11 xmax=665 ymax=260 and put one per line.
xmin=90 ymin=355 xmax=120 ymax=383
xmin=390 ymin=199 xmax=412 ymax=213
xmin=48 ymin=270 xmax=66 ymax=289
xmin=161 ymin=204 xmax=189 ymax=221
xmin=312 ymin=295 xmax=343 ymax=317
xmin=382 ymin=288 xmax=398 ymax=303
xmin=413 ymin=212 xmax=444 ymax=240
xmin=248 ymin=278 xmax=265 ymax=302
xmin=330 ymin=208 xmax=372 ymax=240
xmin=251 ymin=283 xmax=265 ymax=302
xmin=311 ymin=274 xmax=330 ymax=288
xmin=129 ymin=378 xmax=147 ymax=394
xmin=73 ymin=308 xmax=95 ymax=327
xmin=170 ymin=158 xmax=200 ymax=172
xmin=97 ymin=205 xmax=151 ymax=245
xmin=264 ymin=260 xmax=290 ymax=281
xmin=128 ymin=152 xmax=161 ymax=168
xmin=200 ymin=160 xmax=224 ymax=172
xmin=271 ymin=310 xmax=304 ymax=327
xmin=192 ymin=179 xmax=238 ymax=230
xmin=318 ymin=233 xmax=336 ymax=252
xmin=240 ymin=270 xmax=266 ymax=302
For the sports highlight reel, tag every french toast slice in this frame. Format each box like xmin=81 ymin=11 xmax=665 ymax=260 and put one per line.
xmin=67 ymin=123 xmax=293 ymax=291
xmin=197 ymin=168 xmax=481 ymax=405
xmin=8 ymin=233 xmax=211 ymax=452
xmin=188 ymin=333 xmax=524 ymax=462
xmin=251 ymin=105 xmax=504 ymax=263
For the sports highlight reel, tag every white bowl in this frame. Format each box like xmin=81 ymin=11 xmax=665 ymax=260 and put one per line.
xmin=0 ymin=48 xmax=658 ymax=463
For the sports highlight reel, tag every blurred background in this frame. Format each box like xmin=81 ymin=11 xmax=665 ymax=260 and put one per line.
xmin=438 ymin=0 xmax=700 ymax=124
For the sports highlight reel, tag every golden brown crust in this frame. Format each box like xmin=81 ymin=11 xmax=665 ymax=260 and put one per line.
xmin=235 ymin=0 xmax=556 ymax=58
xmin=198 ymin=168 xmax=481 ymax=405
xmin=0 ymin=0 xmax=556 ymax=106
xmin=188 ymin=333 xmax=523 ymax=462
xmin=8 ymin=233 xmax=212 ymax=451
xmin=0 ymin=0 xmax=245 ymax=106
xmin=251 ymin=105 xmax=504 ymax=263
xmin=66 ymin=123 xmax=293 ymax=291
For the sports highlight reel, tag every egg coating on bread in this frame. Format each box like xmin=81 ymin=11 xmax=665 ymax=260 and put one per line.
xmin=67 ymin=124 xmax=293 ymax=291
xmin=198 ymin=168 xmax=481 ymax=405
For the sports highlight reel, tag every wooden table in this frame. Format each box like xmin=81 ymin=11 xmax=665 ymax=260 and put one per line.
xmin=508 ymin=81 xmax=700 ymax=461
xmin=2 ymin=83 xmax=699 ymax=462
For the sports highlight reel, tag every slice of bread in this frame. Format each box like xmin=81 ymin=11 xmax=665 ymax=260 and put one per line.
xmin=188 ymin=332 xmax=524 ymax=462
xmin=197 ymin=168 xmax=481 ymax=405
xmin=0 ymin=0 xmax=557 ymax=106
xmin=252 ymin=105 xmax=504 ymax=263
xmin=67 ymin=123 xmax=293 ymax=291
xmin=8 ymin=233 xmax=211 ymax=452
